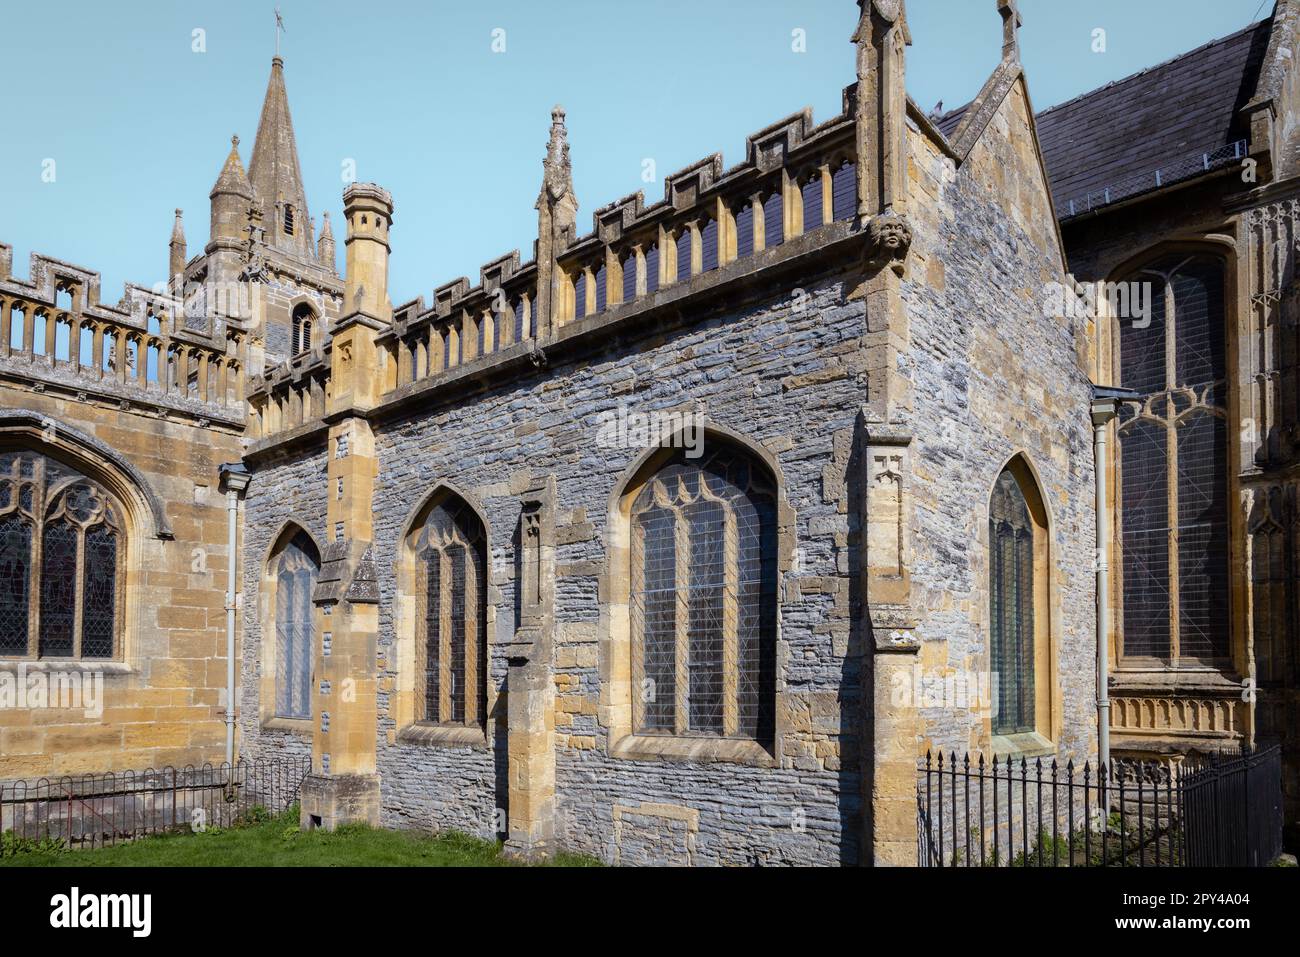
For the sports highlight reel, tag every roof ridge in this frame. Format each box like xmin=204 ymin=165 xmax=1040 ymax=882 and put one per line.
xmin=1038 ymin=17 xmax=1270 ymax=118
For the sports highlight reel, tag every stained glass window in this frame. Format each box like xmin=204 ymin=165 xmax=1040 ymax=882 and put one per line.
xmin=990 ymin=468 xmax=1035 ymax=735
xmin=629 ymin=446 xmax=777 ymax=741
xmin=0 ymin=451 xmax=125 ymax=659
xmin=1117 ymin=256 xmax=1230 ymax=662
xmin=414 ymin=496 xmax=486 ymax=726
xmin=274 ymin=532 xmax=319 ymax=719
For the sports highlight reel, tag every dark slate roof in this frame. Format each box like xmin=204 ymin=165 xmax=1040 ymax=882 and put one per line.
xmin=1036 ymin=19 xmax=1271 ymax=218
xmin=936 ymin=105 xmax=968 ymax=139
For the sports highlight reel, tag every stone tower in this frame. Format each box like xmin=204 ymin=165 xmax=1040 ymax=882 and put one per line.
xmin=202 ymin=58 xmax=344 ymax=373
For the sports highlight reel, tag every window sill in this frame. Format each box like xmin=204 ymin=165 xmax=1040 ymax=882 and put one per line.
xmin=1111 ymin=667 xmax=1243 ymax=694
xmin=992 ymin=732 xmax=1055 ymax=759
xmin=398 ymin=723 xmax=488 ymax=750
xmin=611 ymin=733 xmax=776 ymax=767
xmin=0 ymin=659 xmax=133 ymax=676
xmin=261 ymin=716 xmax=313 ymax=735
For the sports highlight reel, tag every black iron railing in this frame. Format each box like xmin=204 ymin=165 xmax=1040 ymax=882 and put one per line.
xmin=1181 ymin=745 xmax=1283 ymax=867
xmin=918 ymin=745 xmax=1284 ymax=867
xmin=0 ymin=756 xmax=310 ymax=851
xmin=919 ymin=752 xmax=1185 ymax=867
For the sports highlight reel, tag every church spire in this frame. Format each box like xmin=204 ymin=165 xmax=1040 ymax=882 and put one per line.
xmin=247 ymin=56 xmax=311 ymax=258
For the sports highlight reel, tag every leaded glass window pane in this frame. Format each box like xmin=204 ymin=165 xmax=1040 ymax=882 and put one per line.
xmin=633 ymin=505 xmax=677 ymax=732
xmin=630 ymin=446 xmax=777 ymax=741
xmin=38 ymin=521 xmax=77 ymax=658
xmin=0 ymin=453 xmax=125 ymax=660
xmin=0 ymin=514 xmax=31 ymax=655
xmin=81 ymin=525 xmax=118 ymax=659
xmin=414 ymin=496 xmax=486 ymax=726
xmin=1117 ymin=256 xmax=1229 ymax=661
xmin=990 ymin=469 xmax=1034 ymax=736
xmin=275 ymin=533 xmax=318 ymax=719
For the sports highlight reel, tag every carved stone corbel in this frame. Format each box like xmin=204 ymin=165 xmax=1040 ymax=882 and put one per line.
xmin=865 ymin=210 xmax=913 ymax=276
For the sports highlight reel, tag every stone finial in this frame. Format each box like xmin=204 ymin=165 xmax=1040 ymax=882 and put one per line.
xmin=318 ymin=211 xmax=337 ymax=273
xmin=211 ymin=134 xmax=253 ymax=199
xmin=998 ymin=0 xmax=1022 ymax=61
xmin=541 ymin=104 xmax=573 ymax=203
xmin=169 ymin=209 xmax=187 ymax=284
xmin=852 ymin=0 xmax=910 ymax=218
xmin=854 ymin=0 xmax=907 ymax=41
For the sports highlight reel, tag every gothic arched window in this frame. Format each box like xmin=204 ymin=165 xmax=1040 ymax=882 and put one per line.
xmin=0 ymin=451 xmax=125 ymax=660
xmin=413 ymin=495 xmax=487 ymax=727
xmin=629 ymin=445 xmax=778 ymax=741
xmin=291 ymin=304 xmax=315 ymax=356
xmin=990 ymin=467 xmax=1036 ymax=735
xmin=273 ymin=531 xmax=318 ymax=720
xmin=1116 ymin=255 xmax=1230 ymax=662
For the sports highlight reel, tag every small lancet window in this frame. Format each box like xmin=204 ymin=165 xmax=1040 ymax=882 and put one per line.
xmin=291 ymin=304 xmax=315 ymax=356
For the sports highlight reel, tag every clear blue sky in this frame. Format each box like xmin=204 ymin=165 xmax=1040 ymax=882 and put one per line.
xmin=0 ymin=0 xmax=1268 ymax=307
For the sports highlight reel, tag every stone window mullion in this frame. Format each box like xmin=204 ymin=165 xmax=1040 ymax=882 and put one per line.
xmin=439 ymin=547 xmax=452 ymax=724
xmin=630 ymin=517 xmax=647 ymax=733
xmin=673 ymin=506 xmax=690 ymax=736
xmin=463 ymin=538 xmax=479 ymax=727
xmin=1163 ymin=280 xmax=1182 ymax=661
xmin=721 ymin=503 xmax=739 ymax=738
xmin=71 ymin=525 xmax=86 ymax=659
xmin=26 ymin=461 xmax=45 ymax=660
xmin=415 ymin=556 xmax=429 ymax=722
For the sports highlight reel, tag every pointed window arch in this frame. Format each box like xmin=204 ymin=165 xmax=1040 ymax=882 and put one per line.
xmin=1114 ymin=254 xmax=1229 ymax=662
xmin=986 ymin=457 xmax=1054 ymax=744
xmin=411 ymin=493 xmax=487 ymax=727
xmin=990 ymin=466 xmax=1037 ymax=735
xmin=291 ymin=303 xmax=315 ymax=356
xmin=271 ymin=530 xmax=319 ymax=720
xmin=0 ymin=450 xmax=125 ymax=660
xmin=627 ymin=443 xmax=778 ymax=740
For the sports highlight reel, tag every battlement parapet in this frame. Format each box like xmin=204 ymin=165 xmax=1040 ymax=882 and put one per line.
xmin=0 ymin=246 xmax=245 ymax=418
xmin=252 ymin=92 xmax=864 ymax=448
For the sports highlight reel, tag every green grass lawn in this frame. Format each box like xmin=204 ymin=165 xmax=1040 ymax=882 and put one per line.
xmin=0 ymin=807 xmax=600 ymax=867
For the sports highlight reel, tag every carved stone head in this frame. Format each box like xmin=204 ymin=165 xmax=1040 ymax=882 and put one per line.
xmin=866 ymin=211 xmax=913 ymax=273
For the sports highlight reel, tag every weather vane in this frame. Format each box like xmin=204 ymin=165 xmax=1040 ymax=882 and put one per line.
xmin=275 ymin=8 xmax=286 ymax=57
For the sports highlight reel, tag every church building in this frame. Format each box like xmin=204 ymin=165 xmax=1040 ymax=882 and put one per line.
xmin=0 ymin=0 xmax=1292 ymax=864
